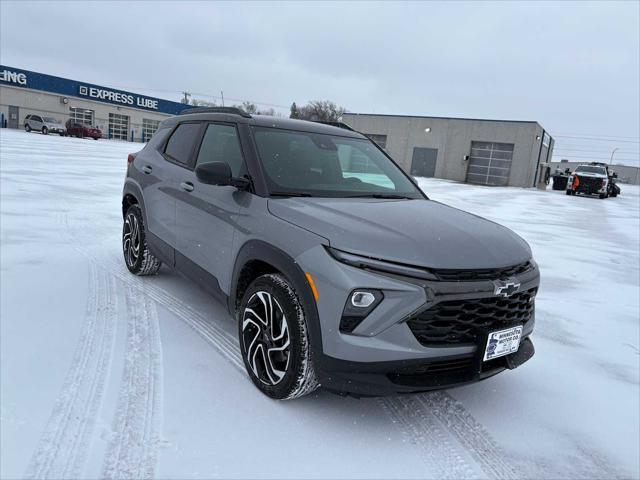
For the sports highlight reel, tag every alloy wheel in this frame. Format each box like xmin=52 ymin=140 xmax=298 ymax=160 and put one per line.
xmin=242 ymin=291 xmax=291 ymax=385
xmin=123 ymin=212 xmax=140 ymax=267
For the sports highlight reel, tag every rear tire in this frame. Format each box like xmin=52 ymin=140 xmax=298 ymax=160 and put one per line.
xmin=122 ymin=204 xmax=161 ymax=276
xmin=565 ymin=190 xmax=571 ymax=196
xmin=238 ymin=273 xmax=319 ymax=400
xmin=599 ymin=193 xmax=606 ymax=199
xmin=42 ymin=127 xmax=48 ymax=135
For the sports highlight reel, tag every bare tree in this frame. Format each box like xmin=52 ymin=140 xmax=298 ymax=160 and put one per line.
xmin=190 ymin=98 xmax=217 ymax=107
xmin=294 ymin=100 xmax=345 ymax=122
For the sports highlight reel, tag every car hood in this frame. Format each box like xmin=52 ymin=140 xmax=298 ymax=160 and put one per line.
xmin=268 ymin=198 xmax=532 ymax=270
xmin=575 ymin=172 xmax=606 ymax=178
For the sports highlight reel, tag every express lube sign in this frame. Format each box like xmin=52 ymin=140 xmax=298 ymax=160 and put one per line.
xmin=78 ymin=85 xmax=159 ymax=110
xmin=0 ymin=65 xmax=186 ymax=115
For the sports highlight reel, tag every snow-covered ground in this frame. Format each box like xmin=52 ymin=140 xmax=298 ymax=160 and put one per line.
xmin=1 ymin=128 xmax=638 ymax=479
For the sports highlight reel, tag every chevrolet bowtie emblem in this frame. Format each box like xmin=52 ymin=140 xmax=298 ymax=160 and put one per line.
xmin=493 ymin=280 xmax=521 ymax=298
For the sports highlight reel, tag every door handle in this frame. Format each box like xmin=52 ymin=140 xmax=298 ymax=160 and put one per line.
xmin=142 ymin=165 xmax=153 ymax=174
xmin=180 ymin=181 xmax=194 ymax=192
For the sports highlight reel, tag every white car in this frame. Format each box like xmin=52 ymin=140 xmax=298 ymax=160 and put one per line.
xmin=24 ymin=114 xmax=66 ymax=136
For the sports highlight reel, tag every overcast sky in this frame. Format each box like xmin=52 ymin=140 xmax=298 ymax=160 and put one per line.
xmin=1 ymin=1 xmax=638 ymax=165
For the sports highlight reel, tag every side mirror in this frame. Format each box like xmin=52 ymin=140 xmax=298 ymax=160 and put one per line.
xmin=195 ymin=162 xmax=250 ymax=189
xmin=612 ymin=172 xmax=618 ymax=178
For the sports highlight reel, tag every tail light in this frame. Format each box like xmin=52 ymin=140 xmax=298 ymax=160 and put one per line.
xmin=127 ymin=153 xmax=136 ymax=164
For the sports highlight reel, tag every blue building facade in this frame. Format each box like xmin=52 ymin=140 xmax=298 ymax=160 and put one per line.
xmin=0 ymin=65 xmax=187 ymax=141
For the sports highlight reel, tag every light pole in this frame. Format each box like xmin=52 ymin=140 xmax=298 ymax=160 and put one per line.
xmin=609 ymin=147 xmax=619 ymax=165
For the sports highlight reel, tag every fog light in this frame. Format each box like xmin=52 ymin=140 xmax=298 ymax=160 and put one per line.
xmin=340 ymin=289 xmax=384 ymax=333
xmin=351 ymin=291 xmax=376 ymax=308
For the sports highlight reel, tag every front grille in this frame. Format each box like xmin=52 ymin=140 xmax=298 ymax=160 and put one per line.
xmin=407 ymin=288 xmax=537 ymax=346
xmin=576 ymin=175 xmax=603 ymax=192
xmin=430 ymin=261 xmax=532 ymax=282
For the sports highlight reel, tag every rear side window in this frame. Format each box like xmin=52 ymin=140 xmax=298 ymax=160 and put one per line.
xmin=145 ymin=127 xmax=171 ymax=151
xmin=164 ymin=123 xmax=201 ymax=165
xmin=195 ymin=124 xmax=244 ymax=176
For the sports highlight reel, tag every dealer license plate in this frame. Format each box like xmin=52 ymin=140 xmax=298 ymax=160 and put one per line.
xmin=483 ymin=326 xmax=522 ymax=361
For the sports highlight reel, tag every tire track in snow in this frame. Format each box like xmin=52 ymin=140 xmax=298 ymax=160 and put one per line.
xmin=379 ymin=396 xmax=482 ymax=479
xmin=24 ymin=263 xmax=118 ymax=479
xmin=58 ymin=211 xmax=244 ymax=373
xmin=419 ymin=392 xmax=519 ymax=479
xmin=102 ymin=284 xmax=163 ymax=480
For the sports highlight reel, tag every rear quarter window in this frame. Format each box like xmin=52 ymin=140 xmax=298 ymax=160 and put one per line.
xmin=164 ymin=123 xmax=201 ymax=165
xmin=145 ymin=127 xmax=172 ymax=151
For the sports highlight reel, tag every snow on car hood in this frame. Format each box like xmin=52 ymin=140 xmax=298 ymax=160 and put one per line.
xmin=574 ymin=171 xmax=606 ymax=178
xmin=268 ymin=197 xmax=532 ymax=270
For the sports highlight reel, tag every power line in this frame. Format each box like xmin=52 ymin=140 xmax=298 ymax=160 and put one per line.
xmin=554 ymin=147 xmax=639 ymax=154
xmin=554 ymin=135 xmax=640 ymax=144
xmin=552 ymin=154 xmax=639 ymax=160
xmin=553 ymin=132 xmax=640 ymax=140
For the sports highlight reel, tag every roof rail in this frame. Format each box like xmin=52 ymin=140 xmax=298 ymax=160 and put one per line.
xmin=312 ymin=120 xmax=356 ymax=132
xmin=179 ymin=107 xmax=252 ymax=118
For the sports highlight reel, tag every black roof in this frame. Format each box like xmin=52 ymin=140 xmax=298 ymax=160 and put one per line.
xmin=161 ymin=110 xmax=364 ymax=138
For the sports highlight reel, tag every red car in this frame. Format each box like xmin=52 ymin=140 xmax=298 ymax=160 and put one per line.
xmin=65 ymin=120 xmax=102 ymax=140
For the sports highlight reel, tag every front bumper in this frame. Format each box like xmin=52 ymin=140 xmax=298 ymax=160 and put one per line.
xmin=297 ymin=246 xmax=539 ymax=395
xmin=317 ymin=337 xmax=535 ymax=396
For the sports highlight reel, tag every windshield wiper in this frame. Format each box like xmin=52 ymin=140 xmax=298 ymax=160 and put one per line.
xmin=269 ymin=191 xmax=313 ymax=198
xmin=346 ymin=193 xmax=414 ymax=199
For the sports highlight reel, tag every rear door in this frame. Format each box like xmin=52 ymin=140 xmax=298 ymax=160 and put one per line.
xmin=139 ymin=122 xmax=201 ymax=255
xmin=175 ymin=122 xmax=246 ymax=292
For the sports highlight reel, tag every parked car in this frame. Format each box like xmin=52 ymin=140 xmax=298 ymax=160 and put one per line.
xmin=121 ymin=107 xmax=540 ymax=399
xmin=566 ymin=162 xmax=620 ymax=198
xmin=65 ymin=119 xmax=102 ymax=140
xmin=24 ymin=114 xmax=66 ymax=135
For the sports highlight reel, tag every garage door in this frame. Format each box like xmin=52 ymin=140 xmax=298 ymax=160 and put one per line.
xmin=466 ymin=141 xmax=514 ymax=186
xmin=109 ymin=113 xmax=130 ymax=141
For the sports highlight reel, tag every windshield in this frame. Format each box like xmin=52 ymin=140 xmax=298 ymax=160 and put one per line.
xmin=43 ymin=117 xmax=58 ymax=123
xmin=252 ymin=127 xmax=423 ymax=198
xmin=575 ymin=166 xmax=606 ymax=175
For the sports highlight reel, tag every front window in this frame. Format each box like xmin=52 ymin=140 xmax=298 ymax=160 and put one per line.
xmin=575 ymin=166 xmax=606 ymax=175
xmin=252 ymin=127 xmax=423 ymax=198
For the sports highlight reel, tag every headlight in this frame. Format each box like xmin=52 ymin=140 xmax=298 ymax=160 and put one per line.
xmin=326 ymin=246 xmax=438 ymax=280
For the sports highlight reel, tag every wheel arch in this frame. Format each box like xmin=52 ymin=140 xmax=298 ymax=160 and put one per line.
xmin=230 ymin=240 xmax=324 ymax=358
xmin=122 ymin=181 xmax=148 ymax=223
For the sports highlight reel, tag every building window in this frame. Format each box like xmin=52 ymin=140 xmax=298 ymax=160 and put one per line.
xmin=109 ymin=113 xmax=130 ymax=141
xmin=142 ymin=118 xmax=160 ymax=142
xmin=364 ymin=133 xmax=387 ymax=149
xmin=466 ymin=141 xmax=514 ymax=186
xmin=69 ymin=107 xmax=94 ymax=126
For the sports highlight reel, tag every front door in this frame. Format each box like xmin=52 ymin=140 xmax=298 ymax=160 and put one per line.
xmin=410 ymin=147 xmax=438 ymax=177
xmin=175 ymin=122 xmax=246 ymax=293
xmin=8 ymin=106 xmax=18 ymax=129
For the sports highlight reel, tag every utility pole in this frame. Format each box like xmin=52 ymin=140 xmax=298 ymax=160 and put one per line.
xmin=220 ymin=91 xmax=225 ymax=107
xmin=181 ymin=91 xmax=191 ymax=104
xmin=609 ymin=147 xmax=619 ymax=165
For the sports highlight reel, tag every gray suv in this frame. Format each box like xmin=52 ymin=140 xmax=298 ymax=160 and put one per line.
xmin=24 ymin=114 xmax=66 ymax=135
xmin=122 ymin=107 xmax=539 ymax=399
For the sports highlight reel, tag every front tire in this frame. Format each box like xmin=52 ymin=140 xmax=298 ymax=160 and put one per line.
xmin=122 ymin=204 xmax=161 ymax=275
xmin=238 ymin=274 xmax=319 ymax=400
xmin=25 ymin=124 xmax=31 ymax=132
